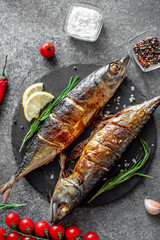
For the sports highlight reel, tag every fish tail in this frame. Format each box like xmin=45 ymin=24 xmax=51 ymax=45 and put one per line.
xmin=0 ymin=177 xmax=15 ymax=203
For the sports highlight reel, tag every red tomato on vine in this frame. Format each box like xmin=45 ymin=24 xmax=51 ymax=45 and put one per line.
xmin=19 ymin=218 xmax=34 ymax=234
xmin=5 ymin=213 xmax=20 ymax=228
xmin=0 ymin=228 xmax=7 ymax=240
xmin=66 ymin=226 xmax=82 ymax=240
xmin=34 ymin=220 xmax=50 ymax=237
xmin=84 ymin=232 xmax=99 ymax=240
xmin=6 ymin=232 xmax=21 ymax=240
xmin=49 ymin=224 xmax=65 ymax=240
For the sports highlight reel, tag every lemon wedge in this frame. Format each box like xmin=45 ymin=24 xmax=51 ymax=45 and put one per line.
xmin=22 ymin=83 xmax=44 ymax=108
xmin=24 ymin=91 xmax=54 ymax=122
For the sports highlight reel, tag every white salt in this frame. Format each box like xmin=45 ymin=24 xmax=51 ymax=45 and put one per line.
xmin=66 ymin=6 xmax=102 ymax=40
xmin=132 ymin=158 xmax=137 ymax=164
xmin=124 ymin=163 xmax=130 ymax=168
xmin=123 ymin=104 xmax=126 ymax=108
xmin=50 ymin=174 xmax=54 ymax=180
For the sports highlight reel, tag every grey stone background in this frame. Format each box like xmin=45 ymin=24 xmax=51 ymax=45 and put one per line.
xmin=0 ymin=0 xmax=160 ymax=239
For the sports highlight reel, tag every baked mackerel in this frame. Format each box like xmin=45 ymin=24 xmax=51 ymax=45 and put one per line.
xmin=50 ymin=96 xmax=160 ymax=223
xmin=0 ymin=56 xmax=131 ymax=203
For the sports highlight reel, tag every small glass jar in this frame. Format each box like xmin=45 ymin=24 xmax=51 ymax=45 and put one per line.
xmin=63 ymin=2 xmax=103 ymax=42
xmin=129 ymin=28 xmax=160 ymax=72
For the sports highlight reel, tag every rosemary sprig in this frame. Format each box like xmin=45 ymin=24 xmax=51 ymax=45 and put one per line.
xmin=19 ymin=75 xmax=79 ymax=152
xmin=89 ymin=139 xmax=152 ymax=203
xmin=0 ymin=202 xmax=26 ymax=210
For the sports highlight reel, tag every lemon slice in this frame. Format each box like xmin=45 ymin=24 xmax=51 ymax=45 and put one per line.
xmin=24 ymin=91 xmax=54 ymax=122
xmin=22 ymin=83 xmax=44 ymax=108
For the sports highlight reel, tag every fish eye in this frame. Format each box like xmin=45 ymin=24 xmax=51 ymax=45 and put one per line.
xmin=109 ymin=62 xmax=121 ymax=75
xmin=59 ymin=204 xmax=70 ymax=215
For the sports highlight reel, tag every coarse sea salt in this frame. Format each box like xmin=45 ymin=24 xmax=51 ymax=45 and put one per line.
xmin=50 ymin=174 xmax=54 ymax=180
xmin=66 ymin=5 xmax=102 ymax=41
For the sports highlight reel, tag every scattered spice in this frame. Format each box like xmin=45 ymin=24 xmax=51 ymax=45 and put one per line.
xmin=133 ymin=37 xmax=160 ymax=68
xmin=73 ymin=66 xmax=77 ymax=70
xmin=21 ymin=125 xmax=24 ymax=129
xmin=13 ymin=120 xmax=17 ymax=125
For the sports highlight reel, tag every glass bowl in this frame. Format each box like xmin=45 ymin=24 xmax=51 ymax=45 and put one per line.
xmin=129 ymin=28 xmax=160 ymax=72
xmin=63 ymin=2 xmax=103 ymax=42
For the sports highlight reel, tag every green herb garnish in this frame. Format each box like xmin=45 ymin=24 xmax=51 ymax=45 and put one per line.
xmin=89 ymin=139 xmax=152 ymax=203
xmin=0 ymin=202 xmax=26 ymax=209
xmin=19 ymin=75 xmax=79 ymax=152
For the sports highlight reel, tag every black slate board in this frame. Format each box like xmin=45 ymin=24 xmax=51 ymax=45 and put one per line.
xmin=11 ymin=64 xmax=156 ymax=207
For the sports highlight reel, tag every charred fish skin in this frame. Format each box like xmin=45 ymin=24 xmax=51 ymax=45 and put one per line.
xmin=0 ymin=56 xmax=131 ymax=203
xmin=50 ymin=96 xmax=160 ymax=223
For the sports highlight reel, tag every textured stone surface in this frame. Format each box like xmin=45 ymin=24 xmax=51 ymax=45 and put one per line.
xmin=0 ymin=0 xmax=160 ymax=239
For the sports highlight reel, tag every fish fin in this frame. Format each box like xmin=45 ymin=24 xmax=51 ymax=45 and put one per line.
xmin=0 ymin=184 xmax=6 ymax=193
xmin=49 ymin=196 xmax=53 ymax=223
xmin=0 ymin=180 xmax=14 ymax=203
xmin=58 ymin=152 xmax=67 ymax=179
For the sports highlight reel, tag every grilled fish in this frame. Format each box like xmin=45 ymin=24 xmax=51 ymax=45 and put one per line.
xmin=49 ymin=96 xmax=160 ymax=223
xmin=0 ymin=56 xmax=131 ymax=203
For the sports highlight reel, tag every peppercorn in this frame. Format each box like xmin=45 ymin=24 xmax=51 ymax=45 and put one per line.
xmin=133 ymin=37 xmax=160 ymax=68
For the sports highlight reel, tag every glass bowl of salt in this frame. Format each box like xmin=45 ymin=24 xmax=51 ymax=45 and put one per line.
xmin=63 ymin=2 xmax=103 ymax=42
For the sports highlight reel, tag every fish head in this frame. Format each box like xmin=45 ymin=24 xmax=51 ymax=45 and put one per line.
xmin=49 ymin=179 xmax=80 ymax=223
xmin=143 ymin=95 xmax=160 ymax=114
xmin=102 ymin=55 xmax=131 ymax=95
xmin=108 ymin=55 xmax=131 ymax=79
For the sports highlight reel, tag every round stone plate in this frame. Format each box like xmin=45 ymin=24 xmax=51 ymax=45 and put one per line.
xmin=11 ymin=64 xmax=156 ymax=207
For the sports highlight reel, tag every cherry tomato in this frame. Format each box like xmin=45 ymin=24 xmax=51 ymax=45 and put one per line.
xmin=40 ymin=42 xmax=55 ymax=58
xmin=5 ymin=213 xmax=20 ymax=228
xmin=49 ymin=224 xmax=65 ymax=240
xmin=6 ymin=232 xmax=21 ymax=240
xmin=66 ymin=226 xmax=81 ymax=240
xmin=34 ymin=220 xmax=50 ymax=237
xmin=84 ymin=232 xmax=99 ymax=240
xmin=0 ymin=228 xmax=7 ymax=240
xmin=21 ymin=237 xmax=34 ymax=240
xmin=19 ymin=218 xmax=34 ymax=234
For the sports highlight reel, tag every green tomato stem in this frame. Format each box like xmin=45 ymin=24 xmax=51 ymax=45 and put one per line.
xmin=6 ymin=230 xmax=48 ymax=240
